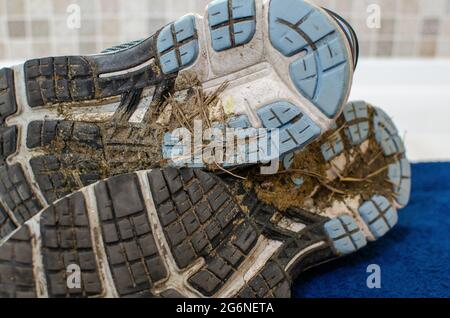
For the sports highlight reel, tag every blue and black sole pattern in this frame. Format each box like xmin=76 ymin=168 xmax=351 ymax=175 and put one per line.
xmin=0 ymin=0 xmax=356 ymax=247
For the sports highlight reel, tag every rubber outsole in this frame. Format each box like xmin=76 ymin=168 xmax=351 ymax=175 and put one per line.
xmin=281 ymin=101 xmax=411 ymax=243
xmin=285 ymin=101 xmax=412 ymax=211
xmin=0 ymin=0 xmax=355 ymax=243
xmin=269 ymin=0 xmax=351 ymax=118
xmin=0 ymin=168 xmax=344 ymax=298
xmin=0 ymin=163 xmax=404 ymax=298
xmin=0 ymin=68 xmax=43 ymax=241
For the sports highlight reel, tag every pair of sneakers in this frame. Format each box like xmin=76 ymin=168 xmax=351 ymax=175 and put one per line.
xmin=0 ymin=0 xmax=410 ymax=298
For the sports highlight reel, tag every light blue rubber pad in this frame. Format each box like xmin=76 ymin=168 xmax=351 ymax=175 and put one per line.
xmin=257 ymin=101 xmax=321 ymax=156
xmin=374 ymin=108 xmax=406 ymax=156
xmin=359 ymin=195 xmax=399 ymax=239
xmin=282 ymin=152 xmax=305 ymax=187
xmin=342 ymin=101 xmax=370 ymax=145
xmin=324 ymin=215 xmax=367 ymax=255
xmin=292 ymin=177 xmax=304 ymax=187
xmin=321 ymin=134 xmax=344 ymax=161
xmin=269 ymin=0 xmax=351 ymax=119
xmin=228 ymin=115 xmax=251 ymax=129
xmin=156 ymin=15 xmax=199 ymax=74
xmin=388 ymin=158 xmax=412 ymax=207
xmin=208 ymin=0 xmax=256 ymax=52
xmin=283 ymin=152 xmax=295 ymax=169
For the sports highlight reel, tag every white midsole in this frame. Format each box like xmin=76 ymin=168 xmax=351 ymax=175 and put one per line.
xmin=181 ymin=0 xmax=354 ymax=132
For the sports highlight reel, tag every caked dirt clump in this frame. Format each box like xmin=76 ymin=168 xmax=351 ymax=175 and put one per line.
xmin=38 ymin=72 xmax=232 ymax=186
xmin=243 ymin=107 xmax=398 ymax=212
xmin=39 ymin=69 xmax=398 ymax=216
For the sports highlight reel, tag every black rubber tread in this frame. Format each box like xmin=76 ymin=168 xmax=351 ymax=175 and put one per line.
xmin=0 ymin=203 xmax=17 ymax=238
xmin=0 ymin=169 xmax=344 ymax=299
xmin=27 ymin=120 xmax=104 ymax=203
xmin=40 ymin=191 xmax=103 ymax=297
xmin=94 ymin=173 xmax=168 ymax=298
xmin=24 ymin=37 xmax=167 ymax=108
xmin=0 ymin=68 xmax=18 ymax=123
xmin=26 ymin=117 xmax=166 ymax=205
xmin=234 ymin=186 xmax=336 ymax=297
xmin=0 ymin=68 xmax=42 ymax=241
xmin=0 ymin=126 xmax=17 ymax=163
xmin=147 ymin=168 xmax=260 ymax=297
xmin=236 ymin=261 xmax=291 ymax=298
xmin=159 ymin=289 xmax=185 ymax=298
xmin=30 ymin=155 xmax=102 ymax=204
xmin=0 ymin=164 xmax=43 ymax=227
xmin=27 ymin=120 xmax=103 ymax=150
xmin=0 ymin=226 xmax=36 ymax=298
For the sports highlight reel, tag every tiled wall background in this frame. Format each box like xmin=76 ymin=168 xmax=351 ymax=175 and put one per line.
xmin=0 ymin=0 xmax=449 ymax=61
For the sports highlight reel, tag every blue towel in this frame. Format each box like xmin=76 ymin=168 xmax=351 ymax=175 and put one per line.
xmin=294 ymin=163 xmax=450 ymax=298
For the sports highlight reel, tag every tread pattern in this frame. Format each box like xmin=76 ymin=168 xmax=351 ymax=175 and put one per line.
xmin=0 ymin=203 xmax=16 ymax=238
xmin=25 ymin=57 xmax=96 ymax=107
xmin=321 ymin=133 xmax=344 ymax=161
xmin=321 ymin=101 xmax=412 ymax=208
xmin=156 ymin=15 xmax=199 ymax=74
xmin=257 ymin=101 xmax=321 ymax=155
xmin=28 ymin=120 xmax=104 ymax=203
xmin=24 ymin=38 xmax=162 ymax=107
xmin=388 ymin=158 xmax=412 ymax=208
xmin=30 ymin=155 xmax=102 ymax=204
xmin=0 ymin=68 xmax=18 ymax=123
xmin=0 ymin=68 xmax=18 ymax=163
xmin=95 ymin=173 xmax=168 ymax=297
xmin=269 ymin=0 xmax=350 ymax=118
xmin=373 ymin=108 xmax=406 ymax=156
xmin=359 ymin=195 xmax=398 ymax=239
xmin=148 ymin=168 xmax=259 ymax=296
xmin=40 ymin=191 xmax=103 ymax=297
xmin=324 ymin=215 xmax=367 ymax=255
xmin=372 ymin=105 xmax=411 ymax=207
xmin=0 ymin=164 xmax=42 ymax=229
xmin=27 ymin=120 xmax=103 ymax=150
xmin=234 ymin=184 xmax=338 ymax=296
xmin=342 ymin=101 xmax=370 ymax=145
xmin=0 ymin=126 xmax=17 ymax=162
xmin=237 ymin=261 xmax=290 ymax=298
xmin=0 ymin=68 xmax=42 ymax=240
xmin=0 ymin=167 xmax=378 ymax=298
xmin=0 ymin=226 xmax=36 ymax=298
xmin=208 ymin=0 xmax=256 ymax=52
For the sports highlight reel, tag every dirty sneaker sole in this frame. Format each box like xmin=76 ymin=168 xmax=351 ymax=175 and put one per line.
xmin=0 ymin=166 xmax=394 ymax=298
xmin=0 ymin=0 xmax=356 ymax=241
xmin=246 ymin=100 xmax=411 ymax=242
xmin=0 ymin=100 xmax=411 ymax=298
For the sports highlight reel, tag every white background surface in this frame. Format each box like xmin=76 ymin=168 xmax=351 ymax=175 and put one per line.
xmin=1 ymin=59 xmax=449 ymax=162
